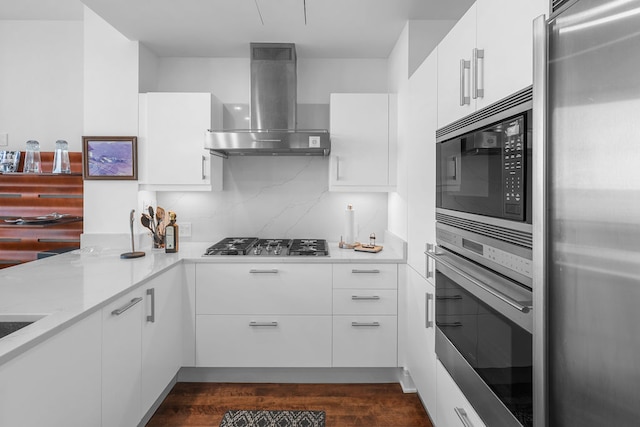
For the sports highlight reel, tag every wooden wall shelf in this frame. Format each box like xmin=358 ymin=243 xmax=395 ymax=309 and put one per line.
xmin=0 ymin=152 xmax=83 ymax=268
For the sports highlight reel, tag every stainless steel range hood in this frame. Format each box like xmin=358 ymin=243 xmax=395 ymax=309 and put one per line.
xmin=205 ymin=43 xmax=330 ymax=157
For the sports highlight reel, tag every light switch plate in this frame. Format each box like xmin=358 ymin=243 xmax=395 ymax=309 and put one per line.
xmin=0 ymin=133 xmax=8 ymax=146
xmin=179 ymin=222 xmax=192 ymax=237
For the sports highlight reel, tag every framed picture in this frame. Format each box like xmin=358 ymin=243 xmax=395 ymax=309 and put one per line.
xmin=82 ymin=136 xmax=138 ymax=180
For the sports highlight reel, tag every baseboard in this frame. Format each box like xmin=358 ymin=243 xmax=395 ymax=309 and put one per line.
xmin=138 ymin=374 xmax=178 ymax=427
xmin=398 ymin=367 xmax=417 ymax=393
xmin=177 ymin=367 xmax=403 ymax=384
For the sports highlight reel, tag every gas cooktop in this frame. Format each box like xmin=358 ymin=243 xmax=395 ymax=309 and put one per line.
xmin=203 ymin=237 xmax=329 ymax=257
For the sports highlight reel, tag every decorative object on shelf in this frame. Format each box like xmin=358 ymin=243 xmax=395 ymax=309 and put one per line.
xmin=82 ymin=136 xmax=138 ymax=180
xmin=52 ymin=140 xmax=71 ymax=174
xmin=121 ymin=209 xmax=145 ymax=259
xmin=23 ymin=140 xmax=42 ymax=173
xmin=165 ymin=211 xmax=178 ymax=253
xmin=0 ymin=150 xmax=20 ymax=173
xmin=140 ymin=205 xmax=172 ymax=249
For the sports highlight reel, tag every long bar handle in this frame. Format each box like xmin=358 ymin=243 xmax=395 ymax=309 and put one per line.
xmin=438 ymin=321 xmax=463 ymax=327
xmin=425 ymin=247 xmax=531 ymax=313
xmin=201 ymin=155 xmax=206 ymax=180
xmin=249 ymin=321 xmax=278 ymax=327
xmin=459 ymin=59 xmax=471 ymax=106
xmin=472 ymin=48 xmax=485 ymax=99
xmin=111 ymin=297 xmax=143 ymax=316
xmin=351 ymin=269 xmax=380 ymax=274
xmin=425 ymin=243 xmax=435 ymax=278
xmin=146 ymin=288 xmax=155 ymax=323
xmin=425 ymin=292 xmax=434 ymax=328
xmin=454 ymin=407 xmax=475 ymax=427
xmin=249 ymin=269 xmax=279 ymax=274
xmin=351 ymin=321 xmax=380 ymax=327
xmin=352 ymin=295 xmax=381 ymax=301
xmin=335 ymin=156 xmax=340 ymax=181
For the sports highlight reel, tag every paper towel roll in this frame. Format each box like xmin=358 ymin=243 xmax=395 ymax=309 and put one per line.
xmin=344 ymin=204 xmax=356 ymax=245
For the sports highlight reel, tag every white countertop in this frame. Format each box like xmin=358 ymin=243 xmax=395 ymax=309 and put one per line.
xmin=0 ymin=235 xmax=405 ymax=365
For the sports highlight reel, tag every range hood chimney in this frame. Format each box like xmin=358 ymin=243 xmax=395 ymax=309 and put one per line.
xmin=205 ymin=43 xmax=330 ymax=157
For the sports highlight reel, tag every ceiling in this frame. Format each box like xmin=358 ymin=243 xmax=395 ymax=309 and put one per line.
xmin=0 ymin=0 xmax=474 ymax=58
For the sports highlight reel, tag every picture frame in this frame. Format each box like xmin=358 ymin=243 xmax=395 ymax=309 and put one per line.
xmin=82 ymin=136 xmax=138 ymax=180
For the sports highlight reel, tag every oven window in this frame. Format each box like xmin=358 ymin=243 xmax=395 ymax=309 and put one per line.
xmin=436 ymin=270 xmax=533 ymax=427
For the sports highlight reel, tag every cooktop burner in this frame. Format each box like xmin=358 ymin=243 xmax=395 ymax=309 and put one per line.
xmin=203 ymin=237 xmax=328 ymax=257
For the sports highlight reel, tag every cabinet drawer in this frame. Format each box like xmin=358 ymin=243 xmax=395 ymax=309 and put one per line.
xmin=333 ymin=264 xmax=397 ymax=289
xmin=332 ymin=315 xmax=397 ymax=367
xmin=436 ymin=360 xmax=487 ymax=427
xmin=196 ymin=315 xmax=332 ymax=367
xmin=196 ymin=264 xmax=332 ymax=315
xmin=333 ymin=289 xmax=397 ymax=315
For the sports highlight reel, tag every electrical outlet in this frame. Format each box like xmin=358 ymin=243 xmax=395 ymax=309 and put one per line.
xmin=180 ymin=222 xmax=192 ymax=237
xmin=0 ymin=133 xmax=8 ymax=147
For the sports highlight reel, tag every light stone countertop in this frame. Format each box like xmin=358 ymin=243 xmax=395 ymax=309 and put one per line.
xmin=0 ymin=233 xmax=405 ymax=365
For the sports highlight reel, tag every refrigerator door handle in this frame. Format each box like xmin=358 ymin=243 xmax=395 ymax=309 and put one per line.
xmin=533 ymin=13 xmax=549 ymax=427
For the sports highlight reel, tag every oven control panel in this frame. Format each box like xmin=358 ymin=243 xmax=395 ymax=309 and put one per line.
xmin=503 ymin=117 xmax=525 ymax=220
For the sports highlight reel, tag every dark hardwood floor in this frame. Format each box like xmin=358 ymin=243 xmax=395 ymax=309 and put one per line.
xmin=146 ymin=382 xmax=434 ymax=427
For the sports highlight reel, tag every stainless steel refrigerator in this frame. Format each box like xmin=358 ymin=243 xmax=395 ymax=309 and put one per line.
xmin=533 ymin=0 xmax=640 ymax=425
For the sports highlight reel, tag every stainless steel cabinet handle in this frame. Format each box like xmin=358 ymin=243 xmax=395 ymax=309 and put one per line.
xmin=352 ymin=321 xmax=380 ymax=327
xmin=454 ymin=407 xmax=475 ymax=427
xmin=459 ymin=59 xmax=471 ymax=106
xmin=146 ymin=288 xmax=155 ymax=323
xmin=336 ymin=156 xmax=340 ymax=181
xmin=425 ymin=243 xmax=435 ymax=278
xmin=201 ymin=155 xmax=206 ymax=180
xmin=472 ymin=48 xmax=485 ymax=99
xmin=425 ymin=293 xmax=434 ymax=328
xmin=351 ymin=269 xmax=380 ymax=274
xmin=111 ymin=297 xmax=143 ymax=316
xmin=425 ymin=246 xmax=531 ymax=313
xmin=249 ymin=269 xmax=279 ymax=274
xmin=352 ymin=295 xmax=381 ymax=300
xmin=437 ymin=295 xmax=463 ymax=300
xmin=249 ymin=321 xmax=278 ymax=327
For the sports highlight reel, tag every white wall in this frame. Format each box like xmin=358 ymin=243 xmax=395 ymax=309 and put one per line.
xmin=0 ymin=20 xmax=83 ymax=152
xmin=82 ymin=6 xmax=140 ymax=239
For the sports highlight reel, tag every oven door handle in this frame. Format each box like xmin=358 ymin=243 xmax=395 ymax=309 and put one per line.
xmin=425 ymin=247 xmax=531 ymax=313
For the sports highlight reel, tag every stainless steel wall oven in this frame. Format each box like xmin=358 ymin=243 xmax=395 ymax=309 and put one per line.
xmin=429 ymin=87 xmax=534 ymax=427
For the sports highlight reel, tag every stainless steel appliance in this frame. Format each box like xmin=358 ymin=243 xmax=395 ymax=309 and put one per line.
xmin=431 ymin=246 xmax=533 ymax=427
xmin=430 ymin=88 xmax=536 ymax=426
xmin=436 ymin=87 xmax=534 ymax=287
xmin=533 ymin=1 xmax=640 ymax=425
xmin=205 ymin=43 xmax=330 ymax=157
xmin=203 ymin=237 xmax=329 ymax=257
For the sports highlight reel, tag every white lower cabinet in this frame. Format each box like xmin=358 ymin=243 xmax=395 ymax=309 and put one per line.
xmin=332 ymin=263 xmax=399 ymax=367
xmin=102 ymin=265 xmax=183 ymax=427
xmin=195 ymin=264 xmax=333 ymax=368
xmin=0 ymin=311 xmax=102 ymax=427
xmin=436 ymin=360 xmax=486 ymax=427
xmin=102 ymin=289 xmax=144 ymax=427
xmin=404 ymin=267 xmax=437 ymax=421
xmin=333 ymin=315 xmax=397 ymax=367
xmin=141 ymin=265 xmax=183 ymax=414
xmin=197 ymin=315 xmax=332 ymax=367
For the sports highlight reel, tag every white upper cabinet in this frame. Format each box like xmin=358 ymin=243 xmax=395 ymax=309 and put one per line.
xmin=437 ymin=0 xmax=548 ymax=127
xmin=138 ymin=92 xmax=223 ymax=191
xmin=329 ymin=93 xmax=397 ymax=192
xmin=407 ymin=50 xmax=438 ymax=280
xmin=476 ymin=0 xmax=548 ymax=110
xmin=437 ymin=3 xmax=478 ymax=128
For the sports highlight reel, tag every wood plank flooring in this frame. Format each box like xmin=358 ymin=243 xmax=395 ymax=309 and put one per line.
xmin=146 ymin=382 xmax=434 ymax=427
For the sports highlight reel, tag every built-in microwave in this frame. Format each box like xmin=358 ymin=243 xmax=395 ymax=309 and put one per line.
xmin=435 ymin=86 xmax=533 ymax=287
